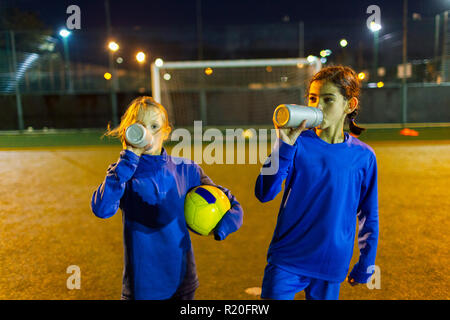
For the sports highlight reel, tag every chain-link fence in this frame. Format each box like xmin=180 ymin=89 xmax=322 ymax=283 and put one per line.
xmin=0 ymin=11 xmax=449 ymax=130
xmin=0 ymin=31 xmax=152 ymax=94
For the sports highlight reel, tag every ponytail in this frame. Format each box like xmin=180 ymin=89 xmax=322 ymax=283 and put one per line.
xmin=347 ymin=110 xmax=365 ymax=136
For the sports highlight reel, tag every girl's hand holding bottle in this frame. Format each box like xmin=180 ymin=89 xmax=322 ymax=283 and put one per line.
xmin=274 ymin=119 xmax=308 ymax=146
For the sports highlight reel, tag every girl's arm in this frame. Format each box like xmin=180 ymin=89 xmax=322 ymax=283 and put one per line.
xmin=254 ymin=138 xmax=297 ymax=202
xmin=91 ymin=149 xmax=140 ymax=219
xmin=195 ymin=165 xmax=244 ymax=241
xmin=349 ymin=155 xmax=379 ymax=284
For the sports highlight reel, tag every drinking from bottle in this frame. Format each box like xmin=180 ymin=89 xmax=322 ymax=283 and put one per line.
xmin=125 ymin=123 xmax=153 ymax=149
xmin=273 ymin=104 xmax=323 ymax=128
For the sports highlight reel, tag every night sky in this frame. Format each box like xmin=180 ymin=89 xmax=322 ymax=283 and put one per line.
xmin=1 ymin=0 xmax=449 ymax=65
xmin=3 ymin=0 xmax=448 ymax=29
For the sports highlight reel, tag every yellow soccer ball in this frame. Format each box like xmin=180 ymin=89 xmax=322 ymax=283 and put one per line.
xmin=184 ymin=185 xmax=231 ymax=236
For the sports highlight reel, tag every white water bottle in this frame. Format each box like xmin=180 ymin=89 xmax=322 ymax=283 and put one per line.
xmin=125 ymin=123 xmax=153 ymax=149
xmin=273 ymin=104 xmax=323 ymax=128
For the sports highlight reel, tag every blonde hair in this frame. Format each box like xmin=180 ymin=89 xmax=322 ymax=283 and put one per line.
xmin=103 ymin=96 xmax=171 ymax=146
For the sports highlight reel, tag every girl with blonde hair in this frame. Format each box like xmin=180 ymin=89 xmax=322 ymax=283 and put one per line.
xmin=92 ymin=96 xmax=243 ymax=300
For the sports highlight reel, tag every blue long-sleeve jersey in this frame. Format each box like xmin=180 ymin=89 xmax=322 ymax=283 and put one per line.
xmin=91 ymin=148 xmax=243 ymax=299
xmin=255 ymin=129 xmax=379 ymax=283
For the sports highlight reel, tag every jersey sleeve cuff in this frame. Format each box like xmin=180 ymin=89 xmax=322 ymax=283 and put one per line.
xmin=120 ymin=149 xmax=140 ymax=163
xmin=112 ymin=150 xmax=140 ymax=182
xmin=277 ymin=139 xmax=297 ymax=160
xmin=349 ymin=264 xmax=374 ymax=284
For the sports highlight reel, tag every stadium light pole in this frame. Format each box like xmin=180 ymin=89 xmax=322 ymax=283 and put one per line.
xmin=9 ymin=30 xmax=24 ymax=131
xmin=401 ymin=0 xmax=408 ymax=129
xmin=107 ymin=41 xmax=120 ymax=127
xmin=441 ymin=10 xmax=448 ymax=82
xmin=59 ymin=28 xmax=74 ymax=93
xmin=398 ymin=0 xmax=418 ymax=136
xmin=434 ymin=14 xmax=440 ymax=73
xmin=105 ymin=0 xmax=119 ymax=127
xmin=369 ymin=21 xmax=381 ymax=80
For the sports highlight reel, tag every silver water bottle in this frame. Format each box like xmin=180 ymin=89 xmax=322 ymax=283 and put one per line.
xmin=273 ymin=104 xmax=323 ymax=128
xmin=125 ymin=123 xmax=153 ymax=149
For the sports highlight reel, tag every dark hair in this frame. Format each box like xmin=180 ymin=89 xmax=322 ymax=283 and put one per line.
xmin=307 ymin=65 xmax=366 ymax=136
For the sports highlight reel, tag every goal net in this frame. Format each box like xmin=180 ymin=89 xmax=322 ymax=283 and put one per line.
xmin=151 ymin=57 xmax=321 ymax=127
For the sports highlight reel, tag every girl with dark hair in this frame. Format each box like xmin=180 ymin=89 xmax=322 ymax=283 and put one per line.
xmin=308 ymin=65 xmax=366 ymax=137
xmin=255 ymin=66 xmax=379 ymax=300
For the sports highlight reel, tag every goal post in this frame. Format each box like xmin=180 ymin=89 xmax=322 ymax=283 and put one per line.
xmin=151 ymin=57 xmax=321 ymax=127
